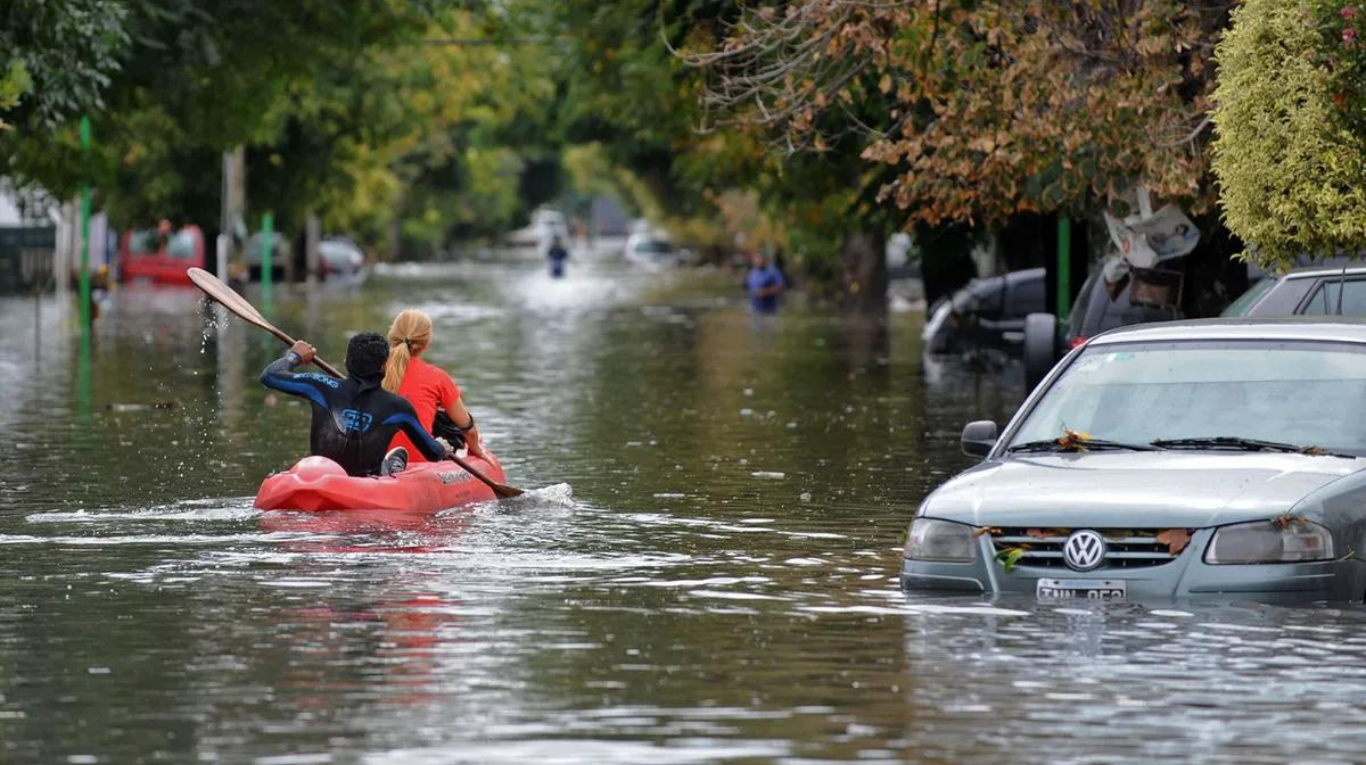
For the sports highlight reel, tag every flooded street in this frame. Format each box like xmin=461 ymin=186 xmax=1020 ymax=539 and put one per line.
xmin=3 ymin=257 xmax=1365 ymax=764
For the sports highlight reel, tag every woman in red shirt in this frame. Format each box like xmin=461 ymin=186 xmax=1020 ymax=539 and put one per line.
xmin=382 ymin=309 xmax=485 ymax=462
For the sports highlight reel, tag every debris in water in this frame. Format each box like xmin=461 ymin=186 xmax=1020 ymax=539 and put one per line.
xmin=106 ymin=400 xmax=181 ymax=413
xmin=751 ymin=471 xmax=785 ymax=479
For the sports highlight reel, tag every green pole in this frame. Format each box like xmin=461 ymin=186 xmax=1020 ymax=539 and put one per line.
xmin=261 ymin=212 xmax=273 ymax=315
xmin=79 ymin=115 xmax=92 ymax=335
xmin=76 ymin=330 xmax=91 ymax=426
xmin=1057 ymin=215 xmax=1072 ymax=320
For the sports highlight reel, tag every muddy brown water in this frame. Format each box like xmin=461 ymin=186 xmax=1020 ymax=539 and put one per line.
xmin=2 ymin=258 xmax=1364 ymax=764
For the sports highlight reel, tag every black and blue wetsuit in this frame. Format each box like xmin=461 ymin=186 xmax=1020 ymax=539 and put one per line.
xmin=260 ymin=351 xmax=447 ymax=476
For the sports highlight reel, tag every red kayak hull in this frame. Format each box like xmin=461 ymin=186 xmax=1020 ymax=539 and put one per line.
xmin=255 ymin=453 xmax=506 ymax=512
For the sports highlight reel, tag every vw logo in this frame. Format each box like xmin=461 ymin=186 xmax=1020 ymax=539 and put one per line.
xmin=1063 ymin=530 xmax=1107 ymax=571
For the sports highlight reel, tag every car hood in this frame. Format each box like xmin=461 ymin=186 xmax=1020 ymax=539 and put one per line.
xmin=923 ymin=451 xmax=1366 ymax=528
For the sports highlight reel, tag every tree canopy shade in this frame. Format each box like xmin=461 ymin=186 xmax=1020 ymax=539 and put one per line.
xmin=1211 ymin=0 xmax=1366 ymax=269
xmin=688 ymin=0 xmax=1231 ymax=229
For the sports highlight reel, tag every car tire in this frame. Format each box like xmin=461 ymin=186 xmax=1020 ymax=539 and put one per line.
xmin=1023 ymin=312 xmax=1059 ymax=392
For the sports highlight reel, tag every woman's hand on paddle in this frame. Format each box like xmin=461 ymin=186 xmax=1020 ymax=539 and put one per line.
xmin=435 ymin=437 xmax=456 ymax=457
xmin=290 ymin=340 xmax=316 ymax=365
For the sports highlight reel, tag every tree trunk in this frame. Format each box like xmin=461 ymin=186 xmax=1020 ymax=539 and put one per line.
xmin=918 ymin=224 xmax=977 ymax=308
xmin=305 ymin=210 xmax=321 ymax=285
xmin=841 ymin=231 xmax=888 ymax=313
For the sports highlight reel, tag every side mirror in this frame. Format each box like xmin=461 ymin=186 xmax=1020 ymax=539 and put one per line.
xmin=961 ymin=420 xmax=998 ymax=458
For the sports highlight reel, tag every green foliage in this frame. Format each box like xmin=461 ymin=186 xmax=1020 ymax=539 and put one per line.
xmin=0 ymin=0 xmax=128 ymax=129
xmin=0 ymin=1 xmax=548 ymax=255
xmin=0 ymin=61 xmax=32 ymax=130
xmin=1212 ymin=0 xmax=1366 ymax=269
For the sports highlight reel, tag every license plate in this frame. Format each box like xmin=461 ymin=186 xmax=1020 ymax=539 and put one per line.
xmin=1036 ymin=578 xmax=1127 ymax=600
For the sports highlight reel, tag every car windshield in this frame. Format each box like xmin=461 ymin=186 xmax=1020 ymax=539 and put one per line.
xmin=1069 ymin=270 xmax=1180 ymax=337
xmin=951 ymin=277 xmax=1003 ymax=312
xmin=1010 ymin=340 xmax=1366 ymax=454
xmin=128 ymin=229 xmax=196 ymax=257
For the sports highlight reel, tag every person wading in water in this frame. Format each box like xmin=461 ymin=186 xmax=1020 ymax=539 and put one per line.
xmin=260 ymin=332 xmax=453 ymax=477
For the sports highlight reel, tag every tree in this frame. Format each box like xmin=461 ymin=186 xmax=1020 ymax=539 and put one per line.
xmin=0 ymin=0 xmax=129 ymax=130
xmin=1212 ymin=0 xmax=1366 ymax=269
xmin=1 ymin=1 xmax=438 ymax=222
xmin=688 ymin=1 xmax=1231 ymax=229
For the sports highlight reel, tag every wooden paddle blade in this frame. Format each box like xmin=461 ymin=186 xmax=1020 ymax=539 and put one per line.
xmin=491 ymin=482 xmax=525 ymax=499
xmin=188 ymin=268 xmax=272 ymax=331
xmin=187 ymin=267 xmax=346 ymax=378
xmin=450 ymin=455 xmax=524 ymax=498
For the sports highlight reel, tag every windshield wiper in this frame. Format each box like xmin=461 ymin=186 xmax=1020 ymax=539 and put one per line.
xmin=1150 ymin=436 xmax=1356 ymax=458
xmin=1006 ymin=438 xmax=1163 ymax=454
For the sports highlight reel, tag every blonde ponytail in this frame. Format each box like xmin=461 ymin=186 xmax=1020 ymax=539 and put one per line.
xmin=382 ymin=309 xmax=433 ymax=393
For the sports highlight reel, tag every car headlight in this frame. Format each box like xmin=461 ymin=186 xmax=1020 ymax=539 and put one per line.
xmin=904 ymin=518 xmax=978 ymax=562
xmin=1204 ymin=519 xmax=1334 ymax=565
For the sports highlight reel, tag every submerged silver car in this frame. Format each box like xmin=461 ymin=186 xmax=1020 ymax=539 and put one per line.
xmin=903 ymin=319 xmax=1366 ymax=603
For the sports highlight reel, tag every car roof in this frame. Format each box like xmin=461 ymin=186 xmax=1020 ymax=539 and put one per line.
xmin=1282 ymin=263 xmax=1366 ymax=279
xmin=1089 ymin=317 xmax=1366 ymax=346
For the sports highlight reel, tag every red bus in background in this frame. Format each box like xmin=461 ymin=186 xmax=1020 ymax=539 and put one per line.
xmin=119 ymin=225 xmax=204 ymax=285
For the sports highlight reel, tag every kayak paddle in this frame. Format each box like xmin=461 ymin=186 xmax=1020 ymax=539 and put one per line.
xmin=187 ymin=267 xmax=524 ymax=499
xmin=188 ymin=266 xmax=346 ymax=378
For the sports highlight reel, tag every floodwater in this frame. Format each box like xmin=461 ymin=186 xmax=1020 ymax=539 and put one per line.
xmin=2 ymin=252 xmax=1364 ymax=764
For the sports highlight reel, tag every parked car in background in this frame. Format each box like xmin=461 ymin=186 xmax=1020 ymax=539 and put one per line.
xmin=624 ymin=230 xmax=683 ymax=267
xmin=119 ymin=225 xmax=204 ymax=285
xmin=1223 ymin=263 xmax=1366 ymax=317
xmin=242 ymin=232 xmax=292 ymax=282
xmin=923 ymin=268 xmax=1045 ymax=356
xmin=904 ymin=318 xmax=1366 ymax=603
xmin=1023 ymin=263 xmax=1184 ymax=389
xmin=241 ymin=234 xmax=366 ymax=283
xmin=318 ymin=237 xmax=366 ymax=280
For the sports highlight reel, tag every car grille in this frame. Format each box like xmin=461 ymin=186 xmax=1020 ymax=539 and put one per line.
xmin=989 ymin=528 xmax=1181 ymax=570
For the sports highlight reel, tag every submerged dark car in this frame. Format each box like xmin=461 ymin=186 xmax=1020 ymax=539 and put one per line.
xmin=904 ymin=319 xmax=1366 ymax=603
xmin=923 ymin=268 xmax=1045 ymax=356
xmin=1023 ymin=264 xmax=1184 ymax=388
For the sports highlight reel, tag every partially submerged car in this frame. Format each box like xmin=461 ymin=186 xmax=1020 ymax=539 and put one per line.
xmin=903 ymin=319 xmax=1366 ymax=603
xmin=1023 ymin=263 xmax=1184 ymax=389
xmin=623 ymin=231 xmax=684 ymax=267
xmin=923 ymin=268 xmax=1045 ymax=357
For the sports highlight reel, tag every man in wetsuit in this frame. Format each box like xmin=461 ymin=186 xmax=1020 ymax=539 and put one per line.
xmin=260 ymin=332 xmax=452 ymax=476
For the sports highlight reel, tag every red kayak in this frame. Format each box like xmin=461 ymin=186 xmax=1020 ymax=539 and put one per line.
xmin=255 ymin=452 xmax=507 ymax=512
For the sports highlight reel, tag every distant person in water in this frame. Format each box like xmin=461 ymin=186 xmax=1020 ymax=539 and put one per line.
xmin=260 ymin=332 xmax=453 ymax=477
xmin=382 ymin=309 xmax=486 ymax=471
xmin=745 ymin=250 xmax=786 ymax=314
xmin=547 ymin=235 xmax=569 ymax=278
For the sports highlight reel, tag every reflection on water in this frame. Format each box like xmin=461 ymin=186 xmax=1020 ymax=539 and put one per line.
xmin=3 ymin=259 xmax=1359 ymax=763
